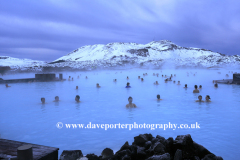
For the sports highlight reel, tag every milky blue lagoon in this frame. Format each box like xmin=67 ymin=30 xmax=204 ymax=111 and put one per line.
xmin=0 ymin=69 xmax=240 ymax=159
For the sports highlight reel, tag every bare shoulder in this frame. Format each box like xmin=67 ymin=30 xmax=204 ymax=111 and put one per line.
xmin=133 ymin=104 xmax=137 ymax=108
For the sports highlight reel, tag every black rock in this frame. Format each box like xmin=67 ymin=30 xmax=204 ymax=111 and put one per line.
xmin=130 ymin=145 xmax=138 ymax=154
xmin=151 ymin=142 xmax=165 ymax=154
xmin=59 ymin=150 xmax=83 ymax=160
xmin=145 ymin=141 xmax=152 ymax=150
xmin=165 ymin=137 xmax=174 ymax=155
xmin=151 ymin=137 xmax=159 ymax=145
xmin=173 ymin=134 xmax=195 ymax=159
xmin=120 ymin=141 xmax=131 ymax=151
xmin=122 ymin=155 xmax=131 ymax=160
xmin=194 ymin=156 xmax=200 ymax=160
xmin=136 ymin=146 xmax=147 ymax=160
xmin=144 ymin=133 xmax=154 ymax=141
xmin=156 ymin=135 xmax=167 ymax=147
xmin=145 ymin=148 xmax=154 ymax=157
xmin=86 ymin=153 xmax=100 ymax=160
xmin=146 ymin=153 xmax=171 ymax=160
xmin=193 ymin=142 xmax=212 ymax=159
xmin=101 ymin=148 xmax=114 ymax=159
xmin=174 ymin=149 xmax=182 ymax=160
xmin=174 ymin=134 xmax=193 ymax=147
xmin=114 ymin=149 xmax=132 ymax=159
xmin=134 ymin=134 xmax=148 ymax=147
xmin=202 ymin=154 xmax=223 ymax=160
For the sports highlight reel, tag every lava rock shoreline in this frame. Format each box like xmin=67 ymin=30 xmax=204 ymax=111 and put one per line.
xmin=59 ymin=134 xmax=223 ymax=160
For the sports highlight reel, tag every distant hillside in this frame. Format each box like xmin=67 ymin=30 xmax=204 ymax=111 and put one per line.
xmin=1 ymin=40 xmax=240 ymax=72
xmin=48 ymin=40 xmax=240 ymax=69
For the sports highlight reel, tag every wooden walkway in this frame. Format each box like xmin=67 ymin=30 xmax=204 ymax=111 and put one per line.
xmin=0 ymin=139 xmax=59 ymax=160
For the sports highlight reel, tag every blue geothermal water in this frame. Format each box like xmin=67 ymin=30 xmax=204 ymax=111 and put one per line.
xmin=0 ymin=69 xmax=240 ymax=159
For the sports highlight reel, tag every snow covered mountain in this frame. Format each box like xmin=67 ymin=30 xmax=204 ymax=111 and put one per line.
xmin=1 ymin=40 xmax=240 ymax=71
xmin=0 ymin=56 xmax=46 ymax=71
xmin=47 ymin=40 xmax=240 ymax=69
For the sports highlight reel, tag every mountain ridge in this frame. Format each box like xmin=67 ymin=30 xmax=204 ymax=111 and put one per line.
xmin=1 ymin=40 xmax=240 ymax=71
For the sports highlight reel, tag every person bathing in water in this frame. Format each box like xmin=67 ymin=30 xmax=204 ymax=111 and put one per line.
xmin=184 ymin=84 xmax=188 ymax=88
xmin=177 ymin=81 xmax=181 ymax=85
xmin=154 ymin=81 xmax=159 ymax=85
xmin=198 ymin=85 xmax=202 ymax=89
xmin=76 ymin=86 xmax=78 ymax=90
xmin=53 ymin=96 xmax=59 ymax=102
xmin=156 ymin=94 xmax=162 ymax=100
xmin=127 ymin=76 xmax=129 ymax=80
xmin=205 ymin=95 xmax=211 ymax=102
xmin=126 ymin=82 xmax=131 ymax=88
xmin=196 ymin=95 xmax=204 ymax=102
xmin=126 ymin=96 xmax=137 ymax=108
xmin=75 ymin=95 xmax=80 ymax=102
xmin=5 ymin=84 xmax=11 ymax=87
xmin=96 ymin=83 xmax=101 ymax=88
xmin=193 ymin=85 xmax=199 ymax=93
xmin=113 ymin=79 xmax=117 ymax=82
xmin=138 ymin=76 xmax=140 ymax=79
xmin=214 ymin=83 xmax=218 ymax=88
xmin=41 ymin=97 xmax=45 ymax=104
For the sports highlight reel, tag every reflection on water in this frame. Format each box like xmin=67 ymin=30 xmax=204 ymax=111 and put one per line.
xmin=54 ymin=102 xmax=59 ymax=108
xmin=41 ymin=104 xmax=46 ymax=112
xmin=127 ymin=108 xmax=134 ymax=120
xmin=75 ymin=103 xmax=80 ymax=110
xmin=0 ymin=69 xmax=240 ymax=159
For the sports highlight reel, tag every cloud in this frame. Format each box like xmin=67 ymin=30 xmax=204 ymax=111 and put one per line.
xmin=0 ymin=0 xmax=239 ymax=61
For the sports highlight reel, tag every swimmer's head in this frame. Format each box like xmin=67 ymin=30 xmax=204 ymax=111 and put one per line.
xmin=157 ymin=94 xmax=160 ymax=99
xmin=55 ymin=96 xmax=59 ymax=101
xmin=76 ymin=86 xmax=78 ymax=89
xmin=127 ymin=82 xmax=130 ymax=86
xmin=185 ymin=84 xmax=187 ymax=87
xmin=199 ymin=85 xmax=202 ymax=88
xmin=75 ymin=95 xmax=80 ymax=101
xmin=206 ymin=95 xmax=210 ymax=100
xmin=214 ymin=83 xmax=218 ymax=87
xmin=178 ymin=81 xmax=180 ymax=84
xmin=198 ymin=95 xmax=202 ymax=100
xmin=41 ymin=97 xmax=45 ymax=103
xmin=194 ymin=85 xmax=198 ymax=89
xmin=5 ymin=84 xmax=8 ymax=87
xmin=96 ymin=83 xmax=99 ymax=86
xmin=128 ymin=96 xmax=133 ymax=102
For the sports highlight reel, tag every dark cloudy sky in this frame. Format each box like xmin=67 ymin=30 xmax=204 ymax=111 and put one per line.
xmin=0 ymin=0 xmax=240 ymax=61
